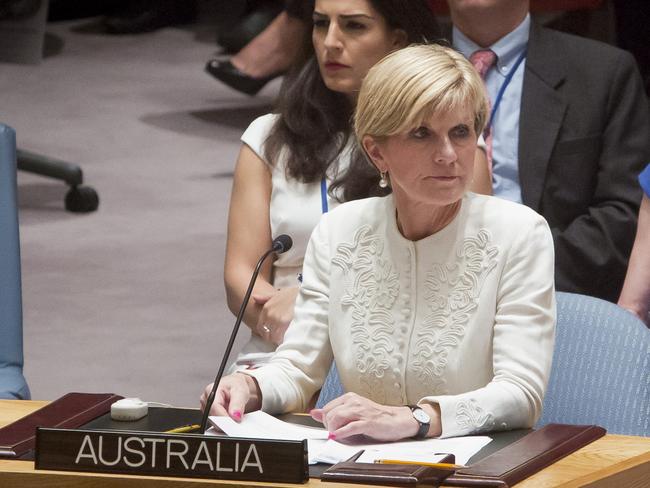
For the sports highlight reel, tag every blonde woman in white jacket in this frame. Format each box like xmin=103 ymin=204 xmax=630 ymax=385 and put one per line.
xmin=203 ymin=44 xmax=555 ymax=441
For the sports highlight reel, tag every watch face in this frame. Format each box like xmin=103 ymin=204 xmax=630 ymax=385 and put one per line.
xmin=413 ymin=408 xmax=430 ymax=424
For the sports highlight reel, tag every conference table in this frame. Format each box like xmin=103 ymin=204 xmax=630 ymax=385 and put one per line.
xmin=1 ymin=400 xmax=649 ymax=487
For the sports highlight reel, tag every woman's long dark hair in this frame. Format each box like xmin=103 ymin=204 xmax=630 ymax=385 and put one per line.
xmin=264 ymin=0 xmax=441 ymax=202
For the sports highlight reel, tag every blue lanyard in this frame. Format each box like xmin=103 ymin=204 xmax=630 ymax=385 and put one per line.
xmin=487 ymin=50 xmax=527 ymax=131
xmin=298 ymin=178 xmax=328 ymax=284
xmin=320 ymin=178 xmax=329 ymax=214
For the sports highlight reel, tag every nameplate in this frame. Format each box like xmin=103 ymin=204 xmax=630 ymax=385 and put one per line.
xmin=35 ymin=428 xmax=308 ymax=483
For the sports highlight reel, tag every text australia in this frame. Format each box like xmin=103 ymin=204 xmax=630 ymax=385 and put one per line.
xmin=75 ymin=435 xmax=264 ymax=473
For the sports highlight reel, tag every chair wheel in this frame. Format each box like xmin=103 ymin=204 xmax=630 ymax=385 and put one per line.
xmin=65 ymin=186 xmax=99 ymax=213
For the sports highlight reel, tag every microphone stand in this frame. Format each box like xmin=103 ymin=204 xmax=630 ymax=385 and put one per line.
xmin=199 ymin=238 xmax=289 ymax=433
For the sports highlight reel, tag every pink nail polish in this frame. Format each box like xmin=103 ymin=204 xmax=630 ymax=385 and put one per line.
xmin=232 ymin=410 xmax=242 ymax=419
xmin=328 ymin=433 xmax=336 ymax=440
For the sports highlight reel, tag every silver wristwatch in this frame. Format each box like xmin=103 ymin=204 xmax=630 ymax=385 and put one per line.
xmin=407 ymin=405 xmax=431 ymax=439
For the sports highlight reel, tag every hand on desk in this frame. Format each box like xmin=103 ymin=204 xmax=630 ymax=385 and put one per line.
xmin=200 ymin=373 xmax=262 ymax=419
xmin=200 ymin=380 xmax=443 ymax=442
xmin=311 ymin=392 xmax=442 ymax=442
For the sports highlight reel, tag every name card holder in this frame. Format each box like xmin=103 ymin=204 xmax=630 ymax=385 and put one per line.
xmin=35 ymin=428 xmax=309 ymax=483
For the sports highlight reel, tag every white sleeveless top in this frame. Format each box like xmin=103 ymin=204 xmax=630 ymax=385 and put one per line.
xmin=231 ymin=114 xmax=353 ymax=368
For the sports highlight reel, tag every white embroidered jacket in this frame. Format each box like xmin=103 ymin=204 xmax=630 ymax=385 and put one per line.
xmin=248 ymin=193 xmax=556 ymax=438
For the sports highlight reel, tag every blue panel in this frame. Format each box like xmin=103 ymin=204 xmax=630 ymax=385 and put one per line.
xmin=0 ymin=123 xmax=30 ymax=399
xmin=537 ymin=292 xmax=649 ymax=436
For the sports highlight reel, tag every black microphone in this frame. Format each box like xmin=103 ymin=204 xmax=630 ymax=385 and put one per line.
xmin=272 ymin=234 xmax=292 ymax=254
xmin=199 ymin=234 xmax=293 ymax=433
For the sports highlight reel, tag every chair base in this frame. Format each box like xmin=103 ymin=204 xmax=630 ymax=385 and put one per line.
xmin=17 ymin=149 xmax=99 ymax=213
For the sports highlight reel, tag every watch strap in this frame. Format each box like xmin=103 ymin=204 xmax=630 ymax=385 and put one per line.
xmin=407 ymin=404 xmax=430 ymax=439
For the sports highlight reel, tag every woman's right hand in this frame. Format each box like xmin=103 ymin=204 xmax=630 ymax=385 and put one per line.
xmin=253 ymin=286 xmax=300 ymax=345
xmin=200 ymin=373 xmax=263 ymax=420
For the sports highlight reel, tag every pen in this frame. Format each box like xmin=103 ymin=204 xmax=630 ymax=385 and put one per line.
xmin=373 ymin=459 xmax=467 ymax=469
xmin=165 ymin=424 xmax=201 ymax=434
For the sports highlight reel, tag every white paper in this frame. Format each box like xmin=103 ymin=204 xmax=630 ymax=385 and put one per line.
xmin=209 ymin=411 xmax=330 ymax=464
xmin=311 ymin=439 xmax=360 ymax=464
xmin=208 ymin=411 xmax=491 ymax=466
xmin=210 ymin=411 xmax=329 ymax=440
xmin=353 ymin=436 xmax=492 ymax=465
xmin=324 ymin=436 xmax=492 ymax=466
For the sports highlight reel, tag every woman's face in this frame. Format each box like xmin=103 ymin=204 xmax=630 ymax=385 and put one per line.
xmin=312 ymin=0 xmax=407 ymax=98
xmin=363 ymin=106 xmax=478 ymax=209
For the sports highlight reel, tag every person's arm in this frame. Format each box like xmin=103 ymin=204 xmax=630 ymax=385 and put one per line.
xmin=200 ymin=372 xmax=263 ymax=418
xmin=421 ymin=214 xmax=556 ymax=438
xmin=202 ymin=215 xmax=334 ymax=419
xmin=310 ymin=393 xmax=443 ymax=441
xmin=618 ymin=194 xmax=650 ymax=326
xmin=224 ymin=144 xmax=281 ymax=333
xmin=244 ymin=214 xmax=335 ymax=414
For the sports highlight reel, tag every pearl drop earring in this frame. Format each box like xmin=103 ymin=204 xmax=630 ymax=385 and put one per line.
xmin=379 ymin=172 xmax=389 ymax=188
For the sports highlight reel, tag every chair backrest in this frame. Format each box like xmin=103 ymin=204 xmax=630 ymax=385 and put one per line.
xmin=537 ymin=292 xmax=649 ymax=436
xmin=315 ymin=362 xmax=344 ymax=409
xmin=0 ymin=123 xmax=30 ymax=399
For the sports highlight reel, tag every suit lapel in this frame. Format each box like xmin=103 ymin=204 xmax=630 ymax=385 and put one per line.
xmin=518 ymin=22 xmax=567 ymax=210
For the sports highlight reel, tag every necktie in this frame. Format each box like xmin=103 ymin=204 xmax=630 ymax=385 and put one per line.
xmin=469 ymin=49 xmax=497 ymax=180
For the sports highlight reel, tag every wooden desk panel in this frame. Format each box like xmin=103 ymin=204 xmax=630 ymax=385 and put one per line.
xmin=516 ymin=435 xmax=650 ymax=487
xmin=1 ymin=401 xmax=649 ymax=488
xmin=0 ymin=400 xmax=47 ymax=427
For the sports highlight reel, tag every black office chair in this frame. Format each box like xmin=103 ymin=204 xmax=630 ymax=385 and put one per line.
xmin=0 ymin=0 xmax=99 ymax=212
xmin=16 ymin=150 xmax=99 ymax=212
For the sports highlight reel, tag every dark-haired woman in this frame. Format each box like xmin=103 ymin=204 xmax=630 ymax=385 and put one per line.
xmin=225 ymin=0 xmax=491 ymax=372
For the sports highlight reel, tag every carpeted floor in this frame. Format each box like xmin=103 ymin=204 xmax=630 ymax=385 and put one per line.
xmin=1 ymin=18 xmax=282 ymax=406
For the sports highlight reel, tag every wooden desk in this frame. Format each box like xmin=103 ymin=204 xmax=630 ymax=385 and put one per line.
xmin=1 ymin=400 xmax=649 ymax=487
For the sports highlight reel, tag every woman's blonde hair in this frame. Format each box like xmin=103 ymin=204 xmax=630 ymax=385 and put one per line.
xmin=354 ymin=44 xmax=488 ymax=142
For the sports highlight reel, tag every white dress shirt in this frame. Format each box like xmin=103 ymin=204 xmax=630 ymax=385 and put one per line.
xmin=454 ymin=15 xmax=530 ymax=203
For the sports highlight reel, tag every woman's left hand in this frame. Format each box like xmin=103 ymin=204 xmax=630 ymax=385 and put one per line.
xmin=310 ymin=392 xmax=420 ymax=442
xmin=253 ymin=287 xmax=300 ymax=345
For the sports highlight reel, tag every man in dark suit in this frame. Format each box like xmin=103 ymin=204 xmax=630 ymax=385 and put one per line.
xmin=447 ymin=0 xmax=650 ymax=302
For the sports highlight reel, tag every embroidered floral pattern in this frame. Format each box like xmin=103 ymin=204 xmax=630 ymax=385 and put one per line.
xmin=455 ymin=399 xmax=496 ymax=433
xmin=332 ymin=225 xmax=401 ymax=402
xmin=412 ymin=230 xmax=498 ymax=393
